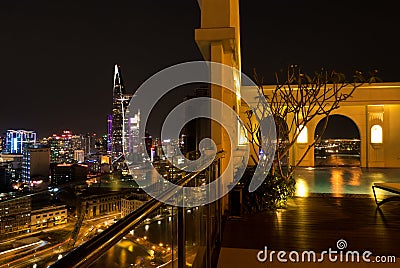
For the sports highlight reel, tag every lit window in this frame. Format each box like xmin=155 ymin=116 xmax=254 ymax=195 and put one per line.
xmin=296 ymin=125 xmax=308 ymax=144
xmin=371 ymin=125 xmax=383 ymax=144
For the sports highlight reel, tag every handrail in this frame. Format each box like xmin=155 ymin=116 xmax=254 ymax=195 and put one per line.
xmin=49 ymin=153 xmax=223 ymax=268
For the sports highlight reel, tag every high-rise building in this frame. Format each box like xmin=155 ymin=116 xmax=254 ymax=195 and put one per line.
xmin=111 ymin=64 xmax=132 ymax=160
xmin=74 ymin=149 xmax=85 ymax=163
xmin=0 ymin=135 xmax=5 ymax=153
xmin=84 ymin=133 xmax=97 ymax=156
xmin=107 ymin=114 xmax=113 ymax=154
xmin=22 ymin=145 xmax=50 ymax=184
xmin=5 ymin=130 xmax=36 ymax=154
xmin=125 ymin=110 xmax=141 ymax=163
xmin=71 ymin=134 xmax=84 ymax=152
xmin=70 ymin=133 xmax=97 ymax=158
xmin=144 ymin=130 xmax=153 ymax=157
xmin=97 ymin=134 xmax=108 ymax=155
xmin=0 ymin=154 xmax=23 ymax=183
xmin=48 ymin=131 xmax=74 ymax=163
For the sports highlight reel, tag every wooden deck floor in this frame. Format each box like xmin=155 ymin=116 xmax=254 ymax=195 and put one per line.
xmin=221 ymin=196 xmax=400 ymax=257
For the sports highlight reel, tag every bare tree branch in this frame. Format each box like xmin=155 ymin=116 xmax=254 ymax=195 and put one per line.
xmin=243 ymin=65 xmax=378 ymax=180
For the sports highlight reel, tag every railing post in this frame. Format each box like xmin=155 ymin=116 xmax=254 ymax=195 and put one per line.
xmin=177 ymin=207 xmax=186 ymax=268
xmin=206 ymin=163 xmax=213 ymax=268
xmin=171 ymin=206 xmax=175 ymax=268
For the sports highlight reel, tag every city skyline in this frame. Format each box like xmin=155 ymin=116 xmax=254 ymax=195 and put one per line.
xmin=0 ymin=0 xmax=398 ymax=137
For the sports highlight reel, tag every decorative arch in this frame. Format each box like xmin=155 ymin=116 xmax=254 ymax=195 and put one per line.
xmin=314 ymin=114 xmax=361 ymax=140
xmin=313 ymin=114 xmax=361 ymax=167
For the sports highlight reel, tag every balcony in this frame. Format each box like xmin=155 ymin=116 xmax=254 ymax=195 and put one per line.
xmin=48 ymin=154 xmax=224 ymax=268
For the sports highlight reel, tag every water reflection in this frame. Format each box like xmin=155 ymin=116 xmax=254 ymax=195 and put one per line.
xmin=294 ymin=166 xmax=400 ymax=196
xmin=315 ymin=154 xmax=360 ymax=167
xmin=330 ymin=169 xmax=343 ymax=197
xmin=120 ymin=247 xmax=127 ymax=267
xmin=348 ymin=169 xmax=361 ymax=186
xmin=90 ymin=238 xmax=151 ymax=268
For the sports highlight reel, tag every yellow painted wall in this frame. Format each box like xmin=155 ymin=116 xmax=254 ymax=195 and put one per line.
xmin=241 ymin=83 xmax=400 ymax=168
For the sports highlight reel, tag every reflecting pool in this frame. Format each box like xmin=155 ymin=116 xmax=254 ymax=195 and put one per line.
xmin=293 ymin=167 xmax=400 ymax=197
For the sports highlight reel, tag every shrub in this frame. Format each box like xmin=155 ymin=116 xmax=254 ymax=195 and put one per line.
xmin=240 ymin=166 xmax=296 ymax=213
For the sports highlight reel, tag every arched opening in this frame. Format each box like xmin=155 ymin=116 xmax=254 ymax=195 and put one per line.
xmin=314 ymin=115 xmax=360 ymax=167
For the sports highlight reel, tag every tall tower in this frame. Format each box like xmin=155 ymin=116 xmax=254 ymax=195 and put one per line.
xmin=111 ymin=64 xmax=131 ymax=160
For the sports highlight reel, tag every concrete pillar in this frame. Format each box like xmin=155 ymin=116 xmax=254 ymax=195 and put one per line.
xmin=195 ymin=0 xmax=241 ymax=213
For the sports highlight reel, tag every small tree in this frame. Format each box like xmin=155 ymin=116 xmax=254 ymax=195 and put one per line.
xmin=241 ymin=65 xmax=379 ymax=211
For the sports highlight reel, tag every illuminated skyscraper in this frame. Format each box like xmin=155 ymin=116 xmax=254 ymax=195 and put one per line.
xmin=47 ymin=131 xmax=74 ymax=163
xmin=111 ymin=64 xmax=132 ymax=160
xmin=73 ymin=149 xmax=85 ymax=163
xmin=5 ymin=130 xmax=36 ymax=154
xmin=107 ymin=114 xmax=113 ymax=154
xmin=83 ymin=133 xmax=97 ymax=156
xmin=71 ymin=133 xmax=96 ymax=157
xmin=125 ymin=109 xmax=141 ymax=163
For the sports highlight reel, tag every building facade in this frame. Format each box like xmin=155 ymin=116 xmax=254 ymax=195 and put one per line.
xmin=121 ymin=198 xmax=146 ymax=218
xmin=80 ymin=190 xmax=124 ymax=219
xmin=50 ymin=163 xmax=88 ymax=186
xmin=244 ymin=83 xmax=400 ymax=168
xmin=5 ymin=130 xmax=36 ymax=154
xmin=31 ymin=205 xmax=68 ymax=231
xmin=0 ymin=135 xmax=5 ymax=153
xmin=0 ymin=154 xmax=23 ymax=183
xmin=74 ymin=149 xmax=85 ymax=163
xmin=120 ymin=190 xmax=149 ymax=218
xmin=0 ymin=194 xmax=31 ymax=237
xmin=47 ymin=131 xmax=74 ymax=163
xmin=124 ymin=110 xmax=141 ymax=163
xmin=22 ymin=146 xmax=50 ymax=184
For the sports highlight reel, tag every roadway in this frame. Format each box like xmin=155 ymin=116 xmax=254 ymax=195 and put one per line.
xmin=0 ymin=212 xmax=121 ymax=267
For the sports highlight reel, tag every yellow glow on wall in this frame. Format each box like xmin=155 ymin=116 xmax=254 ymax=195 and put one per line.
xmin=371 ymin=124 xmax=383 ymax=144
xmin=234 ymin=71 xmax=241 ymax=104
xmin=238 ymin=122 xmax=247 ymax=145
xmin=296 ymin=125 xmax=308 ymax=144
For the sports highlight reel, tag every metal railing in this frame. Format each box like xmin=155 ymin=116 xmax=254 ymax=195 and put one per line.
xmin=49 ymin=153 xmax=224 ymax=268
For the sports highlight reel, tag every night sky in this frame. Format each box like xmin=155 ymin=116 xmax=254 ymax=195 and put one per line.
xmin=0 ymin=0 xmax=398 ymax=138
xmin=315 ymin=115 xmax=360 ymax=139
